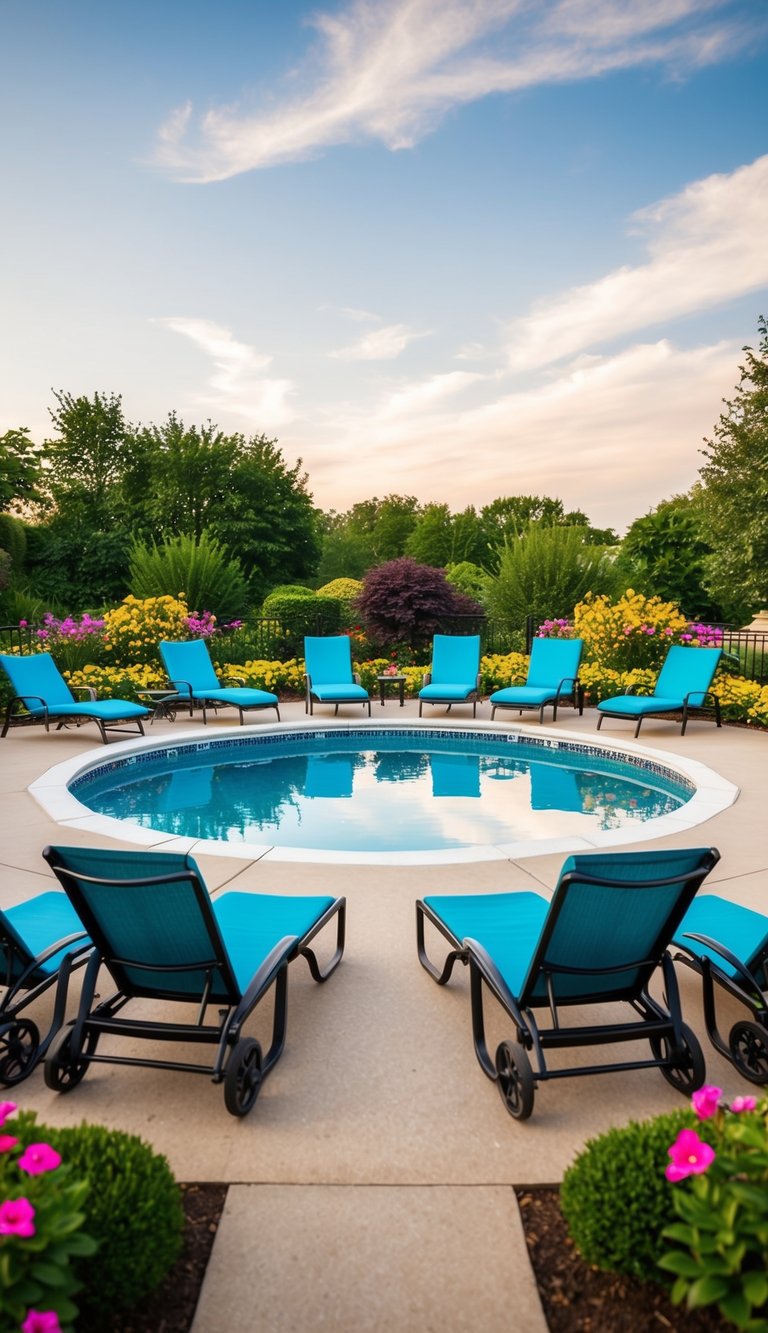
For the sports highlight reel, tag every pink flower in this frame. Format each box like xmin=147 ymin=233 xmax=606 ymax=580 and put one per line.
xmin=22 ymin=1312 xmax=62 ymax=1333
xmin=17 ymin=1143 xmax=62 ymax=1175
xmin=0 ymin=1196 xmax=36 ymax=1237
xmin=665 ymin=1128 xmax=716 ymax=1182
xmin=731 ymin=1095 xmax=757 ymax=1113
xmin=691 ymin=1085 xmax=722 ymax=1120
xmin=0 ymin=1100 xmax=17 ymax=1128
xmin=0 ymin=1134 xmax=19 ymax=1152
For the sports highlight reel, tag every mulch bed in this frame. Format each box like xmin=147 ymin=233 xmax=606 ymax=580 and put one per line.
xmin=517 ymin=1186 xmax=729 ymax=1332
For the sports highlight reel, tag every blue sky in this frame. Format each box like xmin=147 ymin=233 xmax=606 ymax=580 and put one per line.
xmin=1 ymin=0 xmax=767 ymax=533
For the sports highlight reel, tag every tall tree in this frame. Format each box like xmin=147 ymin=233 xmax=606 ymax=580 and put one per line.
xmin=698 ymin=317 xmax=768 ymax=618
xmin=617 ymin=495 xmax=719 ymax=618
xmin=44 ymin=390 xmax=132 ymax=522
xmin=0 ymin=427 xmax=43 ymax=512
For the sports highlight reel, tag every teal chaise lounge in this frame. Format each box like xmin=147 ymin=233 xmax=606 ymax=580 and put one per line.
xmin=42 ymin=845 xmax=345 ymax=1117
xmin=0 ymin=652 xmax=148 ymax=743
xmin=303 ymin=635 xmax=371 ymax=716
xmin=418 ymin=634 xmax=481 ymax=717
xmin=417 ymin=847 xmax=719 ymax=1120
xmin=159 ymin=638 xmax=280 ymax=724
xmin=596 ymin=645 xmax=722 ymax=737
xmin=489 ymin=637 xmax=583 ymax=723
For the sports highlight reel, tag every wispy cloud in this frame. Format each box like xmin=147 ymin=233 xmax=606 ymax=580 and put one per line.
xmin=505 ymin=154 xmax=768 ymax=370
xmin=153 ymin=317 xmax=296 ymax=425
xmin=153 ymin=0 xmax=750 ymax=182
xmin=329 ymin=322 xmax=429 ymax=360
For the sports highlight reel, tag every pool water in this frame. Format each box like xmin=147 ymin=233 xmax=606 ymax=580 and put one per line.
xmin=72 ymin=729 xmax=693 ymax=854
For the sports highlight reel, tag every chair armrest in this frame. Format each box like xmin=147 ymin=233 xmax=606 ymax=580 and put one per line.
xmin=679 ymin=931 xmax=762 ymax=995
xmin=70 ymin=684 xmax=98 ymax=701
xmin=221 ymin=675 xmax=246 ymax=687
xmin=9 ymin=693 xmax=47 ymax=711
xmin=683 ymin=688 xmax=715 ymax=707
xmin=422 ymin=672 xmax=432 ymax=686
xmin=168 ymin=678 xmax=194 ymax=699
xmin=353 ymin=671 xmax=362 ymax=685
xmin=464 ymin=936 xmax=525 ymax=1029
xmin=555 ymin=675 xmax=577 ymax=699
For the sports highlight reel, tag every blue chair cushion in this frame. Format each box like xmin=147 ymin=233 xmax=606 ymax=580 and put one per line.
xmin=423 ymin=892 xmax=549 ymax=997
xmin=311 ymin=683 xmax=369 ymax=702
xmin=674 ymin=895 xmax=768 ymax=979
xmin=597 ymin=695 xmax=685 ymax=716
xmin=42 ymin=700 xmax=149 ymax=721
xmin=213 ymin=891 xmax=336 ymax=994
xmin=490 ymin=686 xmax=557 ymax=707
xmin=190 ymin=687 xmax=278 ymax=707
xmin=419 ymin=683 xmax=477 ymax=701
xmin=3 ymin=892 xmax=88 ymax=976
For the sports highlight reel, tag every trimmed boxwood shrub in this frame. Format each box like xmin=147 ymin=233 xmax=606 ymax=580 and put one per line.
xmin=38 ymin=1119 xmax=184 ymax=1325
xmin=560 ymin=1108 xmax=715 ymax=1279
xmin=261 ymin=591 xmax=341 ymax=635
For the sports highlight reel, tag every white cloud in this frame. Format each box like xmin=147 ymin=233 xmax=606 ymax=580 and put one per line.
xmin=506 ymin=155 xmax=768 ymax=370
xmin=329 ymin=322 xmax=429 ymax=360
xmin=153 ymin=317 xmax=296 ymax=426
xmin=153 ymin=0 xmax=750 ymax=182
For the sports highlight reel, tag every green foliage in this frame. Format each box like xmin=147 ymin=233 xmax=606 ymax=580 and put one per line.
xmin=0 ymin=427 xmax=43 ymax=513
xmin=0 ymin=515 xmax=27 ymax=573
xmin=560 ymin=1107 xmax=699 ymax=1278
xmin=263 ymin=584 xmax=314 ymax=600
xmin=38 ymin=1119 xmax=183 ymax=1325
xmin=315 ymin=578 xmax=364 ymax=601
xmin=0 ymin=1107 xmax=98 ymax=1331
xmin=0 ymin=548 xmax=10 ymax=595
xmin=617 ymin=496 xmax=720 ymax=619
xmin=129 ymin=530 xmax=249 ymax=622
xmin=23 ymin=519 xmax=132 ymax=609
xmin=486 ymin=525 xmax=617 ymax=631
xmin=405 ymin=503 xmax=483 ymax=567
xmin=698 ymin=316 xmax=768 ymax=618
xmin=659 ymin=1095 xmax=768 ymax=1330
xmin=445 ymin=561 xmax=492 ymax=605
xmin=261 ymin=591 xmax=341 ymax=636
xmin=315 ymin=496 xmax=421 ymax=582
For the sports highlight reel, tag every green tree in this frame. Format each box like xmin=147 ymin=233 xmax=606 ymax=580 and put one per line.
xmin=698 ymin=316 xmax=768 ymax=618
xmin=125 ymin=414 xmax=238 ymax=542
xmin=371 ymin=494 xmax=421 ymax=562
xmin=44 ymin=390 xmax=133 ymax=522
xmin=479 ymin=495 xmax=566 ymax=567
xmin=0 ymin=427 xmax=43 ymax=512
xmin=406 ymin=504 xmax=484 ymax=567
xmin=486 ymin=524 xmax=616 ymax=630
xmin=617 ymin=496 xmax=719 ymax=619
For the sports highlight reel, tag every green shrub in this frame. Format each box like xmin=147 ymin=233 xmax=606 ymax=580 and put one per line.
xmin=129 ymin=530 xmax=249 ymax=622
xmin=261 ymin=584 xmax=313 ymax=603
xmin=0 ymin=513 xmax=28 ymax=574
xmin=260 ymin=592 xmax=341 ymax=636
xmin=38 ymin=1119 xmax=184 ymax=1325
xmin=486 ymin=525 xmax=617 ymax=631
xmin=560 ymin=1108 xmax=703 ymax=1278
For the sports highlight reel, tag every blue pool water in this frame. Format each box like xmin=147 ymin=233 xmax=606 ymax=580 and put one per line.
xmin=71 ymin=728 xmax=694 ymax=854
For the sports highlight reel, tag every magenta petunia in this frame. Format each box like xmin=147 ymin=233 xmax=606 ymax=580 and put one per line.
xmin=0 ymin=1134 xmax=19 ymax=1152
xmin=0 ymin=1196 xmax=36 ymax=1237
xmin=665 ymin=1128 xmax=716 ymax=1182
xmin=17 ymin=1143 xmax=62 ymax=1175
xmin=691 ymin=1085 xmax=722 ymax=1120
xmin=22 ymin=1312 xmax=62 ymax=1333
xmin=731 ymin=1095 xmax=757 ymax=1113
xmin=0 ymin=1100 xmax=18 ymax=1128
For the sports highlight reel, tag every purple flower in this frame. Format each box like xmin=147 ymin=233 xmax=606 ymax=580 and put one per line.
xmin=730 ymin=1095 xmax=757 ymax=1113
xmin=665 ymin=1128 xmax=716 ymax=1182
xmin=0 ymin=1196 xmax=36 ymax=1237
xmin=17 ymin=1142 xmax=62 ymax=1175
xmin=22 ymin=1312 xmax=62 ymax=1333
xmin=0 ymin=1134 xmax=19 ymax=1152
xmin=691 ymin=1085 xmax=722 ymax=1120
xmin=0 ymin=1100 xmax=17 ymax=1128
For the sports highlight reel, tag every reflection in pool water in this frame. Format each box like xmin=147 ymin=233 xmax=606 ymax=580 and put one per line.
xmin=72 ymin=730 xmax=693 ymax=854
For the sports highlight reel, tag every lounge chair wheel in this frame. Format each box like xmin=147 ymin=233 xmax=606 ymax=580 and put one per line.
xmin=224 ymin=1037 xmax=263 ymax=1117
xmin=650 ymin=1023 xmax=705 ymax=1095
xmin=44 ymin=1021 xmax=98 ymax=1093
xmin=728 ymin=1020 xmax=768 ymax=1085
xmin=0 ymin=1019 xmax=41 ymax=1087
xmin=494 ymin=1040 xmax=535 ymax=1120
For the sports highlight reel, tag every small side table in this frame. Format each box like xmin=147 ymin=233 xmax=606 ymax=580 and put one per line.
xmin=376 ymin=674 xmax=406 ymax=707
xmin=137 ymin=689 xmax=182 ymax=723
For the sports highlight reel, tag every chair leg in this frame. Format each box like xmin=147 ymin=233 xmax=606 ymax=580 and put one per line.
xmin=596 ymin=714 xmax=604 ymax=731
xmin=634 ymin=718 xmax=643 ymax=738
xmin=274 ymin=705 xmax=281 ymax=721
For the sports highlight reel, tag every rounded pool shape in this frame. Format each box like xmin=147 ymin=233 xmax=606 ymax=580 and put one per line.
xmin=34 ymin=722 xmax=739 ymax=865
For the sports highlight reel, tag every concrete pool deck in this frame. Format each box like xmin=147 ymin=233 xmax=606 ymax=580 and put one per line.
xmin=1 ymin=698 xmax=766 ymax=1331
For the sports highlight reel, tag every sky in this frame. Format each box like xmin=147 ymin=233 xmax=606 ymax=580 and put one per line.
xmin=1 ymin=0 xmax=767 ymax=535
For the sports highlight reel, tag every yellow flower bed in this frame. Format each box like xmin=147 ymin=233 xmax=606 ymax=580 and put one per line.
xmin=102 ymin=596 xmax=189 ymax=666
xmin=66 ymin=662 xmax=166 ymax=701
xmin=574 ymin=590 xmax=687 ymax=672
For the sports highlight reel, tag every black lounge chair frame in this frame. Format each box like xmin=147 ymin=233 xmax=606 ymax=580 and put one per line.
xmin=596 ymin=688 xmax=722 ymax=739
xmin=303 ymin=673 xmax=372 ymax=717
xmin=416 ymin=856 xmax=719 ymax=1119
xmin=489 ymin=677 xmax=583 ymax=724
xmin=674 ymin=932 xmax=768 ymax=1085
xmin=2 ymin=687 xmax=146 ymax=744
xmin=42 ymin=852 xmax=345 ymax=1116
xmin=1 ymin=922 xmax=91 ymax=1086
xmin=160 ymin=675 xmax=281 ymax=725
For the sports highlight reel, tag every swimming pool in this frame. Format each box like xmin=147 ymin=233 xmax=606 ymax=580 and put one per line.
xmin=30 ymin=718 xmax=737 ymax=868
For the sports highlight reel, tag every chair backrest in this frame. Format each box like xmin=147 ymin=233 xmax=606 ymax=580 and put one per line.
xmin=519 ymin=846 xmax=720 ymax=1007
xmin=159 ymin=639 xmax=220 ymax=693
xmin=304 ymin=636 xmax=354 ymax=685
xmin=43 ymin=845 xmax=241 ymax=1004
xmin=429 ymin=635 xmax=481 ymax=685
xmin=654 ymin=646 xmax=722 ymax=702
xmin=0 ymin=910 xmax=38 ymax=986
xmin=526 ymin=638 xmax=583 ymax=689
xmin=0 ymin=652 xmax=74 ymax=711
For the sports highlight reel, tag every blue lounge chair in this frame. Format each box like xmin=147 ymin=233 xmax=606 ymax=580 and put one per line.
xmin=597 ymin=645 xmax=722 ymax=738
xmin=418 ymin=634 xmax=481 ymax=718
xmin=159 ymin=639 xmax=280 ymax=724
xmin=416 ymin=847 xmax=719 ymax=1120
xmin=42 ymin=845 xmax=346 ymax=1117
xmin=0 ymin=652 xmax=148 ymax=744
xmin=303 ymin=636 xmax=371 ymax=716
xmin=489 ymin=638 xmax=583 ymax=723
xmin=1 ymin=893 xmax=91 ymax=1085
xmin=673 ymin=896 xmax=768 ymax=1085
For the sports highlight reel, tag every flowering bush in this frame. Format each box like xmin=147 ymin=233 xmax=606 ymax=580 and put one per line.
xmin=0 ymin=1102 xmax=97 ymax=1330
xmin=659 ymin=1087 xmax=768 ymax=1329
xmin=26 ymin=612 xmax=107 ymax=674
xmin=574 ymin=590 xmax=689 ymax=671
xmin=65 ymin=662 xmax=166 ymax=702
xmin=535 ymin=618 xmax=574 ymax=638
xmin=102 ymin=595 xmax=190 ymax=667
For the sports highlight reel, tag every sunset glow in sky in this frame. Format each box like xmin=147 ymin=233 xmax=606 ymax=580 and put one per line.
xmin=2 ymin=0 xmax=767 ymax=531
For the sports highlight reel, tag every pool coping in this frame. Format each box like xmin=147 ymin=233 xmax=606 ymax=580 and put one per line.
xmin=27 ymin=717 xmax=739 ymax=866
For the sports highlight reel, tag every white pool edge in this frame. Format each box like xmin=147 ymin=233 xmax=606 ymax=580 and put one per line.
xmin=28 ymin=718 xmax=739 ymax=866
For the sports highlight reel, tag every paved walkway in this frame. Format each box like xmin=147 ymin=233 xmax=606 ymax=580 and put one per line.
xmin=1 ymin=700 xmax=765 ymax=1331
